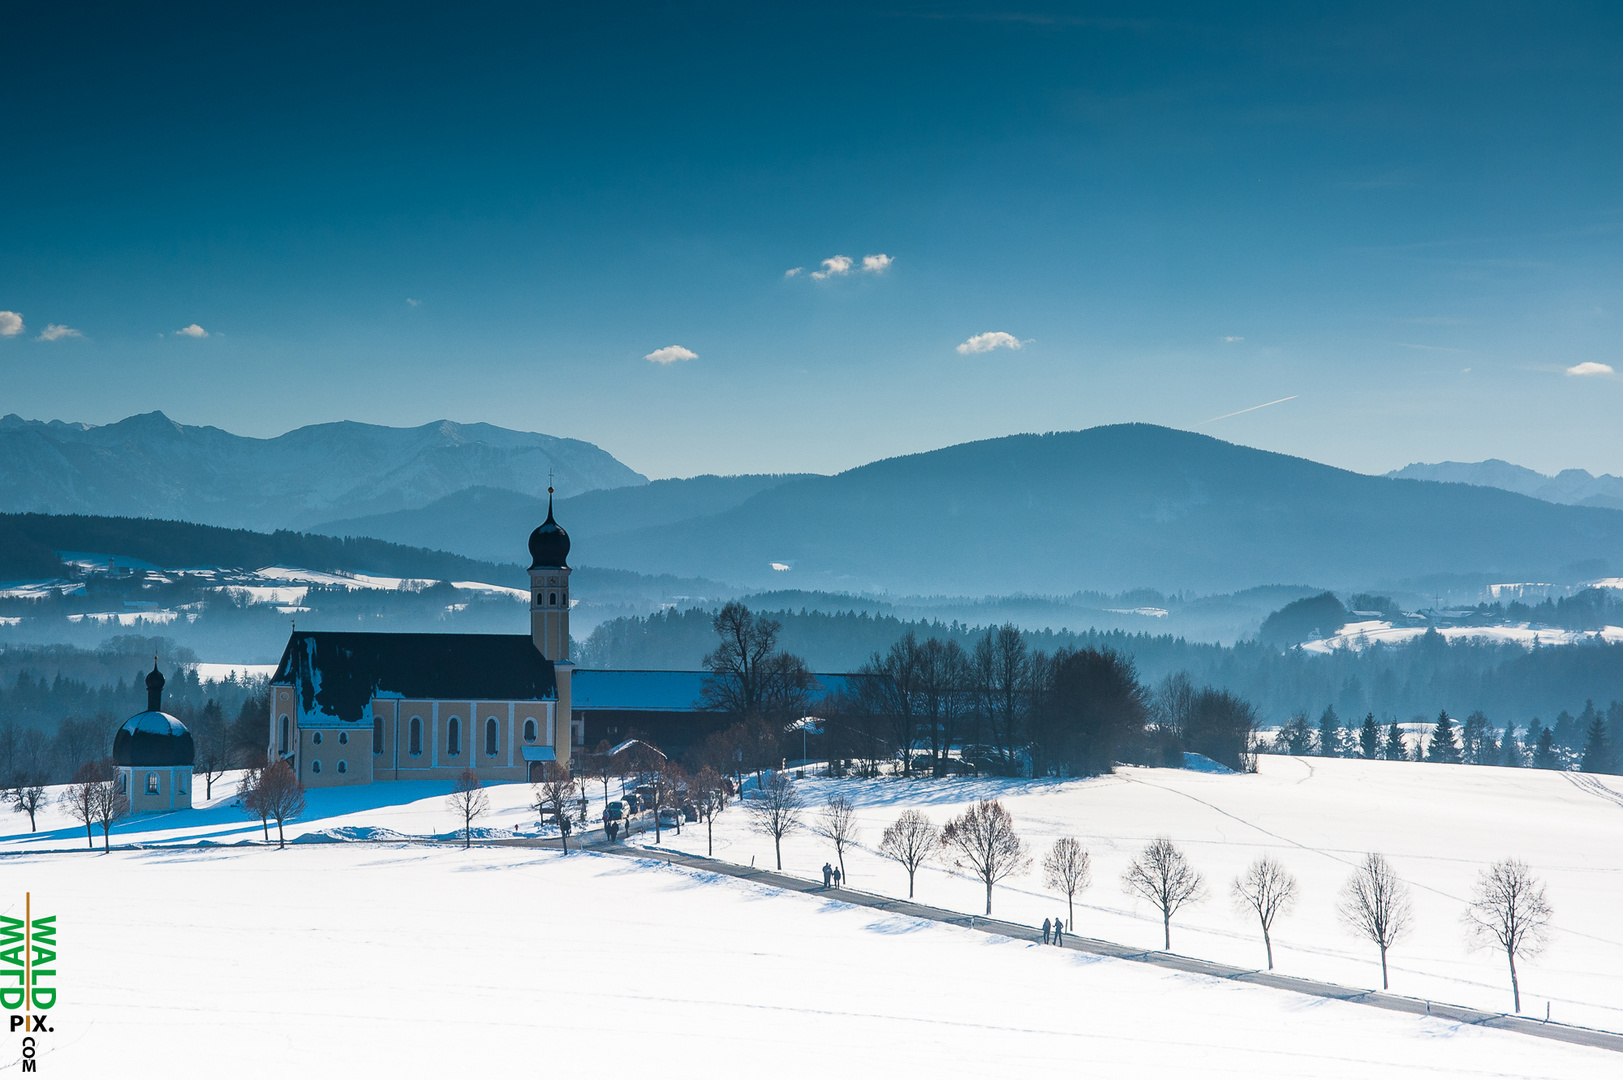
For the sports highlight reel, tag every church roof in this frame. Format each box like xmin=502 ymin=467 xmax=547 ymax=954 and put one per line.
xmin=114 ymin=711 xmax=195 ymax=766
xmin=271 ymin=631 xmax=559 ymax=723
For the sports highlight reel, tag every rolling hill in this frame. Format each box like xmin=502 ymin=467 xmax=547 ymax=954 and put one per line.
xmin=577 ymin=425 xmax=1623 ymax=595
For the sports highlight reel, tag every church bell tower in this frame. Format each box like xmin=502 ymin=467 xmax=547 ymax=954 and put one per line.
xmin=527 ymin=486 xmax=573 ymax=766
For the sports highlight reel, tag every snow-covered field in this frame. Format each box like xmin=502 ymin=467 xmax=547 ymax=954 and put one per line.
xmin=3 ymin=757 xmax=1622 ymax=1075
xmin=1302 ymin=619 xmax=1623 ymax=652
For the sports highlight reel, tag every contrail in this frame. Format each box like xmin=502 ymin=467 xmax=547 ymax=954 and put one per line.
xmin=1198 ymin=395 xmax=1298 ymax=425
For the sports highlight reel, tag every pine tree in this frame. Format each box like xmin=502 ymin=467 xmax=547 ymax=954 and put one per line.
xmin=1461 ymin=710 xmax=1496 ymax=765
xmin=1317 ymin=705 xmax=1341 ymax=758
xmin=1580 ymin=714 xmax=1611 ymax=774
xmin=1427 ymin=710 xmax=1462 ymax=764
xmin=1384 ymin=720 xmax=1406 ymax=761
xmin=1533 ymin=725 xmax=1558 ymax=770
xmin=1498 ymin=726 xmax=1523 ymax=767
xmin=1359 ymin=713 xmax=1380 ymax=760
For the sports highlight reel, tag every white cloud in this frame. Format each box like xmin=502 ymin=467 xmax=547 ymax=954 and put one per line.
xmin=645 ymin=345 xmax=697 ymax=365
xmin=38 ymin=324 xmax=82 ymax=341
xmin=406 ymin=298 xmax=422 ymax=307
xmin=175 ymin=323 xmax=209 ymax=338
xmin=956 ymin=331 xmax=1023 ymax=355
xmin=861 ymin=253 xmax=893 ymax=273
xmin=1224 ymin=336 xmax=1244 ymax=342
xmin=810 ymin=256 xmax=853 ymax=280
xmin=1566 ymin=361 xmax=1614 ymax=377
xmin=0 ymin=312 xmax=22 ymax=337
xmin=783 ymin=267 xmax=803 ymax=278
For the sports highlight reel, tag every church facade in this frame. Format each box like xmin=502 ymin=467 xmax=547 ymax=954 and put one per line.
xmin=268 ymin=494 xmax=577 ymax=788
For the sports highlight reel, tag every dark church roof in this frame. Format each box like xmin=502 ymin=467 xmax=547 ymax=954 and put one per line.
xmin=528 ymin=491 xmax=571 ymax=569
xmin=271 ymin=631 xmax=559 ymax=723
xmin=113 ymin=663 xmax=195 ymax=766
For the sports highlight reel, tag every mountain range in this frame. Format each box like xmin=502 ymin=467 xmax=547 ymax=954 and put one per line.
xmin=576 ymin=425 xmax=1623 ymax=595
xmin=0 ymin=412 xmax=646 ymax=532
xmin=1387 ymin=460 xmax=1623 ymax=511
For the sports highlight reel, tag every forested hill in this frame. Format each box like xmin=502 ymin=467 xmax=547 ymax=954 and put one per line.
xmin=583 ymin=425 xmax=1623 ymax=595
xmin=0 ymin=512 xmax=523 ymax=585
xmin=578 ymin=605 xmax=1623 ymax=731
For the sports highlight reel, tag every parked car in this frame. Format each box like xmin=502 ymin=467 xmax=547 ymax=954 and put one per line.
xmin=601 ymin=802 xmax=625 ymax=823
xmin=621 ymin=792 xmax=640 ymax=813
xmin=656 ymin=807 xmax=685 ymax=827
xmin=680 ymin=801 xmax=699 ymax=821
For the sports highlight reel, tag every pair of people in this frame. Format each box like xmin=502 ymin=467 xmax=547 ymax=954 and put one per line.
xmin=1041 ymin=917 xmax=1065 ymax=946
xmin=821 ymin=862 xmax=843 ymax=888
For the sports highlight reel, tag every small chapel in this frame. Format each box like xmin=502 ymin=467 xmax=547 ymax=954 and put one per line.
xmin=113 ymin=662 xmax=196 ymax=812
xmin=267 ymin=493 xmax=576 ymax=788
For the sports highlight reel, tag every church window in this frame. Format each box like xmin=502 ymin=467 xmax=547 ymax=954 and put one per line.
xmin=337 ymin=761 xmax=348 ymax=774
xmin=313 ymin=731 xmax=322 ymax=745
xmin=116 ymin=773 xmax=127 ymax=794
xmin=373 ymin=717 xmax=383 ymax=755
xmin=447 ymin=717 xmax=461 ymax=756
xmin=177 ymin=774 xmax=186 ymax=794
xmin=486 ymin=718 xmax=499 ymax=756
xmin=523 ymin=718 xmax=536 ymax=742
xmin=409 ymin=716 xmax=423 ymax=756
xmin=146 ymin=772 xmax=159 ymax=794
xmin=279 ymin=715 xmax=289 ymax=753
xmin=549 ymin=592 xmax=557 ymax=606
xmin=311 ymin=759 xmax=322 ymax=775
xmin=338 ymin=732 xmax=348 ymax=745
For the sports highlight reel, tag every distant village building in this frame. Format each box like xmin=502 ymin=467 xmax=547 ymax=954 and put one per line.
xmin=113 ymin=662 xmax=194 ymax=811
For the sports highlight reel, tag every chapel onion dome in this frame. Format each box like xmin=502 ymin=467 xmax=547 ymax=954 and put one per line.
xmin=113 ymin=662 xmax=195 ymax=767
xmin=528 ymin=489 xmax=571 ymax=569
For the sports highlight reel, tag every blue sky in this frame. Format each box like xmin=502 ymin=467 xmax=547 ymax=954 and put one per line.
xmin=2 ymin=2 xmax=1620 ymax=479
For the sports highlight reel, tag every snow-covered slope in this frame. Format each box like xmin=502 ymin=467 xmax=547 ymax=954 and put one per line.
xmin=6 ymin=844 xmax=1616 ymax=1077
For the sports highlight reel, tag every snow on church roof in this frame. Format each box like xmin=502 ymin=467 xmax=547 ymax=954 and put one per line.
xmin=271 ymin=631 xmax=559 ymax=723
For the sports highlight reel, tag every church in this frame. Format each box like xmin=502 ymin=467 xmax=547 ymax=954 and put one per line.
xmin=267 ymin=493 xmax=578 ymax=787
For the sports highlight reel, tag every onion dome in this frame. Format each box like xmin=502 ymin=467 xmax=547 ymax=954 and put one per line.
xmin=113 ymin=662 xmax=195 ymax=767
xmin=528 ymin=489 xmax=571 ymax=569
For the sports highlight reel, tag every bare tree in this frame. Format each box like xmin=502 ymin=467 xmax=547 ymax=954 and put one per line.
xmin=1337 ymin=852 xmax=1413 ymax=990
xmin=239 ymin=763 xmax=271 ymax=841
xmin=256 ymin=760 xmax=307 ymax=849
xmin=879 ymin=809 xmax=938 ymax=899
xmin=941 ymin=799 xmax=1031 ymax=915
xmin=1043 ymin=837 xmax=1092 ymax=929
xmin=58 ymin=781 xmax=98 ymax=850
xmin=1122 ymin=837 xmax=1206 ymax=951
xmin=192 ymin=699 xmax=232 ymax=799
xmin=700 ymin=602 xmax=810 ymax=721
xmin=814 ymin=794 xmax=861 ymax=884
xmin=6 ymin=777 xmax=47 ymax=832
xmin=90 ymin=779 xmax=130 ymax=852
xmin=1231 ymin=854 xmax=1298 ymax=970
xmin=1463 ymin=858 xmax=1552 ymax=1013
xmin=446 ymin=768 xmax=489 ymax=849
xmin=532 ymin=761 xmax=579 ymax=853
xmin=692 ymin=765 xmax=729 ymax=857
xmin=587 ymin=740 xmax=622 ymax=812
xmin=745 ymin=771 xmax=804 ymax=870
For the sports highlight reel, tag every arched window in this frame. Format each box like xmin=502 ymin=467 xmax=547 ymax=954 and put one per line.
xmin=279 ymin=715 xmax=289 ymax=753
xmin=337 ymin=760 xmax=348 ymax=774
xmin=176 ymin=773 xmax=186 ymax=794
xmin=338 ymin=732 xmax=348 ymax=745
xmin=146 ymin=772 xmax=159 ymax=794
xmin=524 ymin=718 xmax=537 ymax=743
xmin=311 ymin=759 xmax=322 ymax=775
xmin=373 ymin=717 xmax=383 ymax=755
xmin=116 ymin=773 xmax=127 ymax=794
xmin=409 ymin=716 xmax=423 ymax=757
xmin=549 ymin=592 xmax=557 ymax=606
xmin=447 ymin=717 xmax=461 ymax=756
xmin=313 ymin=731 xmax=322 ymax=745
xmin=486 ymin=717 xmax=499 ymax=756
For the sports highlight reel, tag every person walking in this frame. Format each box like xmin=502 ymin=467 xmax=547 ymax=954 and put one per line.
xmin=832 ymin=866 xmax=842 ymax=888
xmin=1053 ymin=917 xmax=1064 ymax=946
xmin=822 ymin=863 xmax=832 ymax=888
xmin=1041 ymin=918 xmax=1051 ymax=945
